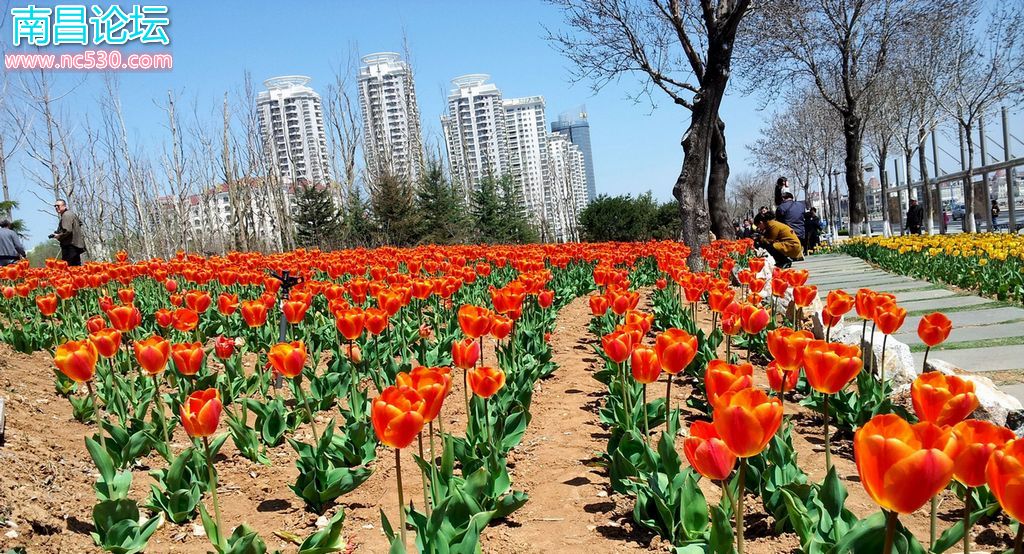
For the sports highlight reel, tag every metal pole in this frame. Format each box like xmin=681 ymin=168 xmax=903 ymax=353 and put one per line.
xmin=932 ymin=129 xmax=945 ymax=234
xmin=1004 ymin=106 xmax=1017 ymax=232
xmin=980 ymin=115 xmax=994 ymax=231
xmin=959 ymin=124 xmax=969 ymax=232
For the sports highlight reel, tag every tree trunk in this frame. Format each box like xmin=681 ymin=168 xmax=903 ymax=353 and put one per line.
xmin=963 ymin=125 xmax=977 ymax=233
xmin=878 ymin=145 xmax=890 ymax=236
xmin=842 ymin=111 xmax=867 ymax=236
xmin=708 ymin=116 xmax=734 ymax=240
xmin=674 ymin=106 xmax=713 ymax=270
xmin=917 ymin=127 xmax=934 ymax=233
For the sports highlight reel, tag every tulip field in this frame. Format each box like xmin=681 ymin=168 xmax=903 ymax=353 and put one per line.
xmin=0 ymin=241 xmax=1022 ymax=553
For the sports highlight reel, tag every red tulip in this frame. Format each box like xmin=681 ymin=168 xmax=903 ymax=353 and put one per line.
xmin=268 ymin=341 xmax=307 ymax=379
xmin=180 ymin=388 xmax=222 ymax=438
xmin=684 ymin=420 xmax=737 ymax=481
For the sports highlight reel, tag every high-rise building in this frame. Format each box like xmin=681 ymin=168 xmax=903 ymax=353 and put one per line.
xmin=551 ymin=107 xmax=596 ymax=202
xmin=441 ymin=74 xmax=509 ymax=195
xmin=357 ymin=52 xmax=425 ymax=185
xmin=546 ymin=133 xmax=588 ymax=242
xmin=257 ymin=76 xmax=331 ymax=184
xmin=502 ymin=96 xmax=548 ymax=230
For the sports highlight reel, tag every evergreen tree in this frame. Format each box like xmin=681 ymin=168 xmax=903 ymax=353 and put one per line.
xmin=496 ymin=174 xmax=538 ymax=243
xmin=0 ymin=200 xmax=27 ymax=237
xmin=291 ymin=183 xmax=343 ymax=249
xmin=415 ymin=160 xmax=469 ymax=244
xmin=471 ymin=174 xmax=503 ymax=242
xmin=369 ymin=171 xmax=420 ymax=246
xmin=340 ymin=186 xmax=374 ymax=248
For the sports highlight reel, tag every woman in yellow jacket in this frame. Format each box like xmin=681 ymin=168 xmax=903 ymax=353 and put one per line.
xmin=754 ymin=213 xmax=803 ymax=269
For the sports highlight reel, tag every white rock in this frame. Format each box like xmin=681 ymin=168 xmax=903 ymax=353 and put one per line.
xmin=362 ymin=523 xmax=374 ymax=529
xmin=596 ymin=490 xmax=608 ymax=498
xmin=316 ymin=515 xmax=330 ymax=528
xmin=192 ymin=524 xmax=205 ymax=537
xmin=5 ymin=529 xmax=18 ymax=539
xmin=832 ymin=326 xmax=918 ymax=389
xmin=925 ymin=359 xmax=1023 ymax=426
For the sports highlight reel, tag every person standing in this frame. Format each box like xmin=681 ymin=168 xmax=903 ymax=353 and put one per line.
xmin=49 ymin=199 xmax=86 ymax=266
xmin=992 ymin=200 xmax=1001 ymax=228
xmin=773 ymin=177 xmax=790 ymax=207
xmin=905 ymin=199 xmax=924 ymax=235
xmin=754 ymin=213 xmax=803 ymax=269
xmin=775 ymin=192 xmax=806 ymax=244
xmin=0 ymin=219 xmax=26 ymax=266
xmin=803 ymin=207 xmax=821 ymax=253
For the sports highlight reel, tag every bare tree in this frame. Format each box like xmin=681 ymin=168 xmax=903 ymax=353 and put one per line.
xmin=548 ymin=0 xmax=752 ymax=267
xmin=745 ymin=0 xmax=955 ymax=236
xmin=933 ymin=1 xmax=1024 ymax=233
xmin=728 ymin=170 xmax=773 ymax=218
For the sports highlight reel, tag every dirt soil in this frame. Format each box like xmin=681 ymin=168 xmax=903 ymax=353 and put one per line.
xmin=0 ymin=292 xmax=1017 ymax=553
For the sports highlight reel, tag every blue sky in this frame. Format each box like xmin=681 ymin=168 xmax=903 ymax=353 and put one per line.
xmin=5 ymin=0 xmax=1019 ymax=248
xmin=3 ymin=0 xmax=772 ymax=247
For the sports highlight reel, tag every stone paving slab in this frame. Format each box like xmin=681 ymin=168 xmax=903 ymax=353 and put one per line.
xmin=904 ymin=307 xmax=1024 ymax=330
xmin=890 ymin=289 xmax=956 ymax=302
xmin=894 ymin=322 xmax=1024 ymax=346
xmin=912 ymin=344 xmax=1024 ymax=373
xmin=899 ymin=295 xmax=994 ymax=312
xmin=809 ymin=274 xmax=919 ymax=288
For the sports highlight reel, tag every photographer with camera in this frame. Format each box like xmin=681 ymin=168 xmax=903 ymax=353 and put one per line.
xmin=753 ymin=212 xmax=803 ymax=269
xmin=48 ymin=199 xmax=86 ymax=266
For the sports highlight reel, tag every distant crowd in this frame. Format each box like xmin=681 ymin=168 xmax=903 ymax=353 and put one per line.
xmin=734 ymin=177 xmax=823 ymax=269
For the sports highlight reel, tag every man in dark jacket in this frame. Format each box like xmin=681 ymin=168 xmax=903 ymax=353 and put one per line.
xmin=803 ymin=208 xmax=821 ymax=253
xmin=905 ymin=199 xmax=924 ymax=234
xmin=775 ymin=192 xmax=806 ymax=242
xmin=0 ymin=219 xmax=26 ymax=266
xmin=49 ymin=199 xmax=86 ymax=266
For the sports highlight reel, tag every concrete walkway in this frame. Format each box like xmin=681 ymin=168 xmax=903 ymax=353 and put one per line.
xmin=798 ymin=254 xmax=1024 ymax=402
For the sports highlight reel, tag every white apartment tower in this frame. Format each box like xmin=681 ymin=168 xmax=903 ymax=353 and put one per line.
xmin=358 ymin=52 xmax=425 ymax=185
xmin=502 ymin=96 xmax=548 ymax=231
xmin=546 ymin=133 xmax=588 ymax=242
xmin=257 ymin=76 xmax=331 ymax=184
xmin=441 ymin=74 xmax=509 ymax=195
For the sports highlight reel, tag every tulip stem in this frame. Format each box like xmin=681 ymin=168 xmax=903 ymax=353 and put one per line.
xmin=816 ymin=393 xmax=827 ymax=470
xmin=869 ymin=322 xmax=877 ymax=377
xmin=152 ymin=376 xmax=170 ymax=448
xmin=665 ymin=374 xmax=674 ymax=430
xmin=462 ymin=369 xmax=470 ymax=429
xmin=483 ymin=397 xmax=493 ymax=446
xmin=1013 ymin=523 xmax=1023 ymax=554
xmin=736 ymin=459 xmax=746 ymax=554
xmin=930 ymin=494 xmax=938 ymax=549
xmin=880 ymin=334 xmax=888 ymax=385
xmin=394 ymin=448 xmax=408 ymax=550
xmin=725 ymin=336 xmax=732 ymax=362
xmin=963 ymin=487 xmax=971 ymax=554
xmin=295 ymin=380 xmax=319 ymax=440
xmin=203 ymin=436 xmax=225 ymax=552
xmin=349 ymin=340 xmax=358 ymax=392
xmin=882 ymin=510 xmax=898 ymax=554
xmin=719 ymin=479 xmax=733 ymax=514
xmin=86 ymin=381 xmax=106 ymax=451
xmin=417 ymin=433 xmax=431 ymax=517
xmin=641 ymin=385 xmax=649 ymax=442
xmin=922 ymin=346 xmax=931 ymax=374
xmin=826 ymin=323 xmax=832 ymax=343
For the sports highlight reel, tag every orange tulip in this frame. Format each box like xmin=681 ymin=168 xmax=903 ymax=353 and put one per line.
xmin=821 ymin=308 xmax=841 ymax=329
xmin=458 ymin=304 xmax=493 ymax=339
xmin=854 ymin=288 xmax=875 ymax=320
xmin=154 ymin=308 xmax=173 ymax=328
xmin=792 ymin=285 xmax=817 ymax=308
xmin=854 ymin=414 xmax=957 ymax=514
xmin=588 ymin=294 xmax=609 ymax=316
xmin=179 ymin=388 xmax=222 ymax=438
xmin=608 ymin=290 xmax=640 ymax=316
xmin=86 ymin=315 xmax=107 ymax=334
xmin=952 ymin=419 xmax=1014 ymax=487
xmin=802 ymin=340 xmax=863 ymax=394
xmin=601 ymin=330 xmax=635 ymax=364
xmin=240 ymin=300 xmax=268 ymax=328
xmin=874 ymin=305 xmax=907 ymax=335
xmin=712 ymin=387 xmax=783 ymax=458
xmin=721 ymin=313 xmax=742 ymax=336
xmin=134 ymin=335 xmax=171 ymax=375
xmin=911 ymin=372 xmax=979 ymax=427
xmin=396 ymin=367 xmax=448 ymax=423
xmin=739 ymin=303 xmax=770 ymax=335
xmin=705 ymin=359 xmax=754 ymax=407
xmin=684 ymin=420 xmax=737 ymax=481
xmin=748 ymin=257 xmax=765 ymax=273
xmin=986 ymin=438 xmax=1024 ymax=522
xmin=624 ymin=310 xmax=654 ymax=335
xmin=217 ymin=293 xmax=239 ymax=316
xmin=490 ymin=315 xmax=513 ymax=340
xmin=117 ymin=288 xmax=135 ymax=304
xmin=765 ymin=360 xmax=799 ymax=393
xmin=630 ymin=346 xmax=661 ymax=384
xmin=468 ymin=366 xmax=506 ymax=398
xmin=88 ymin=328 xmax=122 ymax=358
xmin=36 ymin=293 xmax=58 ymax=316
xmin=655 ymin=328 xmax=698 ymax=375
xmin=917 ymin=312 xmax=952 ymax=347
xmin=364 ymin=307 xmax=389 ymax=335
xmin=268 ymin=341 xmax=307 ymax=379
xmin=282 ymin=300 xmax=309 ymax=324
xmin=452 ymin=337 xmax=480 ymax=369
xmin=54 ymin=339 xmax=99 ymax=383
xmin=770 ymin=277 xmax=789 ymax=298
xmin=184 ymin=291 xmax=212 ymax=313
xmin=106 ymin=304 xmax=142 ymax=332
xmin=826 ymin=290 xmax=855 ymax=317
xmin=171 ymin=342 xmax=205 ymax=376
xmin=335 ymin=308 xmax=365 ymax=341
xmin=707 ymin=287 xmax=736 ymax=313
xmin=372 ymin=385 xmax=426 ymax=449
xmin=765 ymin=327 xmax=813 ymax=372
xmin=172 ymin=308 xmax=199 ymax=332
